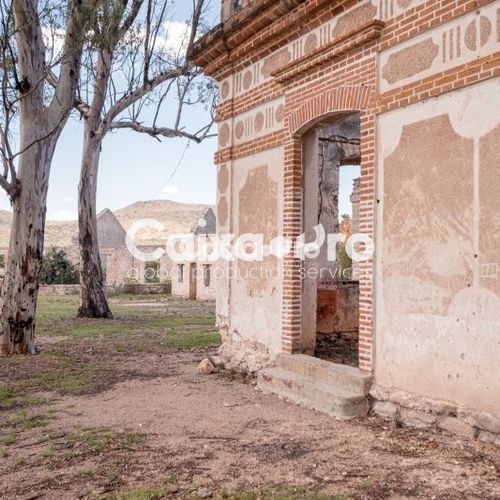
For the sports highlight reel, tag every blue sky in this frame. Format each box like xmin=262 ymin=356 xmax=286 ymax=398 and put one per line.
xmin=0 ymin=0 xmax=357 ymax=220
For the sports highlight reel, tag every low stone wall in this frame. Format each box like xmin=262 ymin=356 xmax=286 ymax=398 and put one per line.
xmin=371 ymin=385 xmax=500 ymax=445
xmin=39 ymin=284 xmax=80 ymax=296
xmin=121 ymin=282 xmax=172 ymax=295
xmin=39 ymin=282 xmax=172 ymax=296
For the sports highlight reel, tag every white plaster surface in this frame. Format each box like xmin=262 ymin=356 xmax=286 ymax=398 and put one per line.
xmin=376 ymin=78 xmax=500 ymax=416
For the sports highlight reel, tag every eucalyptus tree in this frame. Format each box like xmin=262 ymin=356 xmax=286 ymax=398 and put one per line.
xmin=0 ymin=0 xmax=94 ymax=355
xmin=72 ymin=0 xmax=215 ymax=318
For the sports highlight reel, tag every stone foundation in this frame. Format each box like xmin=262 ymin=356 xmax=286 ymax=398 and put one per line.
xmin=371 ymin=385 xmax=500 ymax=445
xmin=217 ymin=333 xmax=274 ymax=374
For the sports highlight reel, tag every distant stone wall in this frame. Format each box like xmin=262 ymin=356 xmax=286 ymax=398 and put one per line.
xmin=39 ymin=282 xmax=172 ymax=296
xmin=121 ymin=282 xmax=172 ymax=295
xmin=39 ymin=284 xmax=81 ymax=296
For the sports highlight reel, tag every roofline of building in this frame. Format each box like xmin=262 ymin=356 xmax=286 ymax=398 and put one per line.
xmin=189 ymin=0 xmax=315 ymax=76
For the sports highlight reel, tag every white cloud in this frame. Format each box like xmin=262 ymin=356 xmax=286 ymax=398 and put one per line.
xmin=62 ymin=196 xmax=75 ymax=204
xmin=161 ymin=21 xmax=191 ymax=55
xmin=42 ymin=27 xmax=65 ymax=61
xmin=162 ymin=184 xmax=180 ymax=195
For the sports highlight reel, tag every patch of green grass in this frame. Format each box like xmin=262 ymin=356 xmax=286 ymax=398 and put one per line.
xmin=103 ymin=476 xmax=176 ymax=500
xmin=109 ymin=485 xmax=171 ymax=500
xmin=2 ymin=409 xmax=53 ymax=431
xmin=68 ymin=427 xmax=146 ymax=455
xmin=169 ymin=328 xmax=221 ymax=349
xmin=19 ymin=370 xmax=93 ymax=396
xmin=0 ymin=433 xmax=18 ymax=446
xmin=39 ymin=446 xmax=55 ymax=460
xmin=38 ymin=428 xmax=147 ymax=470
xmin=0 ymin=384 xmax=17 ymax=410
xmin=35 ymin=294 xmax=219 ymax=350
xmin=0 ymin=384 xmax=47 ymax=410
xmin=219 ymin=486 xmax=350 ymax=500
xmin=0 ymin=295 xmax=219 ymax=409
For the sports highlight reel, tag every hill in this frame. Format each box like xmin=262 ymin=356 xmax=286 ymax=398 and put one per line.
xmin=0 ymin=200 xmax=213 ymax=248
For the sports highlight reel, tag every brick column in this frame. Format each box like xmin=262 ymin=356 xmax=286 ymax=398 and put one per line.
xmin=282 ymin=136 xmax=303 ymax=354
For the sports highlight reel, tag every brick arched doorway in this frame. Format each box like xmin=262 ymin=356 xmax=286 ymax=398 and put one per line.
xmin=281 ymin=86 xmax=376 ymax=372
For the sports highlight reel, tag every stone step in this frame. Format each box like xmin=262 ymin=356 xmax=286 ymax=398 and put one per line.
xmin=257 ymin=367 xmax=370 ymax=418
xmin=276 ymin=353 xmax=372 ymax=395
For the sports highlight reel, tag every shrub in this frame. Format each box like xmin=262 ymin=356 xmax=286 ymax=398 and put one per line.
xmin=40 ymin=248 xmax=80 ymax=285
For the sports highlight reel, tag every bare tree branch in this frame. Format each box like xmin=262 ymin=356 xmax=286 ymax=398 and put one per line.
xmin=108 ymin=119 xmax=216 ymax=143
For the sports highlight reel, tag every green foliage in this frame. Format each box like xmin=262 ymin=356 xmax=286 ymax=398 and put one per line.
xmin=337 ymin=242 xmax=353 ymax=281
xmin=144 ymin=260 xmax=160 ymax=284
xmin=40 ymin=248 xmax=79 ymax=285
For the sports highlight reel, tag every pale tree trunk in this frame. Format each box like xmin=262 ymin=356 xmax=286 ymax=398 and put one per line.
xmin=0 ymin=131 xmax=58 ymax=355
xmin=77 ymin=48 xmax=113 ymax=319
xmin=0 ymin=0 xmax=86 ymax=354
xmin=77 ymin=130 xmax=112 ymax=318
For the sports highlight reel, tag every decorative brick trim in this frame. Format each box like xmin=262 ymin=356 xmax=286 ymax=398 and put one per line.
xmin=287 ymin=85 xmax=376 ymax=134
xmin=216 ymin=81 xmax=282 ymax=123
xmin=377 ymin=51 xmax=500 ymax=114
xmin=214 ymin=129 xmax=287 ymax=164
xmin=273 ymin=20 xmax=384 ymax=84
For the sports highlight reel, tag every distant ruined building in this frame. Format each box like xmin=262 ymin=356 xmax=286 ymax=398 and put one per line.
xmin=0 ymin=207 xmax=217 ymax=292
xmin=190 ymin=0 xmax=500 ymax=443
xmin=171 ymin=207 xmax=217 ymax=301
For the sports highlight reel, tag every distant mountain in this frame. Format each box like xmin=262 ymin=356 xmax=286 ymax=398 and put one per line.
xmin=114 ymin=200 xmax=214 ymax=245
xmin=0 ymin=200 xmax=214 ymax=248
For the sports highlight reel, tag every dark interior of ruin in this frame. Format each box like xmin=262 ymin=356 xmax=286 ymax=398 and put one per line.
xmin=313 ymin=113 xmax=361 ymax=367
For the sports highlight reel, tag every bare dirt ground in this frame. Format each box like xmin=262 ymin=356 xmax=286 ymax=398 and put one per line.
xmin=1 ymin=295 xmax=499 ymax=499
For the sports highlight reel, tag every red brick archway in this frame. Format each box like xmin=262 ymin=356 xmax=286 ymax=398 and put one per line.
xmin=286 ymin=85 xmax=375 ymax=135
xmin=281 ymin=85 xmax=376 ymax=372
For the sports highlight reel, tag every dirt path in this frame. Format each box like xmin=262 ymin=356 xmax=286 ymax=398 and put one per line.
xmin=2 ymin=350 xmax=499 ymax=499
xmin=1 ymin=296 xmax=499 ymax=499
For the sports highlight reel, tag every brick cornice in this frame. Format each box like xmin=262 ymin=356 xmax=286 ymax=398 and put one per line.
xmin=189 ymin=0 xmax=345 ymax=77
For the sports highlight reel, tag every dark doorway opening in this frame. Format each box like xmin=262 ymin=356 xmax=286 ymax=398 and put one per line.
xmin=301 ymin=113 xmax=361 ymax=367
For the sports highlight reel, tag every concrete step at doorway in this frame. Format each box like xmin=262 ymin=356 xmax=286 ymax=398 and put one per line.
xmin=277 ymin=353 xmax=372 ymax=395
xmin=257 ymin=360 xmax=371 ymax=419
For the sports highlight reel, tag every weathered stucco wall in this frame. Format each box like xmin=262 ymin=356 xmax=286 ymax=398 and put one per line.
xmin=376 ymin=78 xmax=500 ymax=416
xmin=196 ymin=262 xmax=217 ymax=301
xmin=171 ymin=263 xmax=190 ymax=297
xmin=192 ymin=0 xmax=500 ymax=436
xmin=220 ymin=147 xmax=284 ymax=368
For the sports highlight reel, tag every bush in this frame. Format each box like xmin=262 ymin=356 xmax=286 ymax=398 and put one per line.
xmin=337 ymin=241 xmax=353 ymax=281
xmin=40 ymin=248 xmax=80 ymax=285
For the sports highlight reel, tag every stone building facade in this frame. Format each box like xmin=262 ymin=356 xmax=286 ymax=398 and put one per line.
xmin=171 ymin=208 xmax=217 ymax=301
xmin=191 ymin=0 xmax=500 ymax=443
xmin=0 ymin=209 xmax=175 ymax=289
xmin=76 ymin=209 xmax=175 ymax=287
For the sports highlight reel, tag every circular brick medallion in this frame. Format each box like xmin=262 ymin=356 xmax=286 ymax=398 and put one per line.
xmin=235 ymin=121 xmax=245 ymax=140
xmin=219 ymin=123 xmax=230 ymax=147
xmin=254 ymin=112 xmax=265 ymax=132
